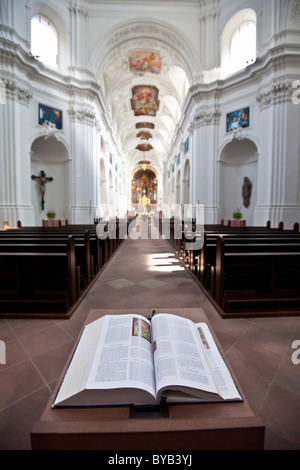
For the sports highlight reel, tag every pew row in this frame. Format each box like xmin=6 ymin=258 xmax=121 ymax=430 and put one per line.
xmin=166 ymin=220 xmax=300 ymax=318
xmin=0 ymin=221 xmax=127 ymax=318
xmin=0 ymin=236 xmax=77 ymax=316
xmin=212 ymin=236 xmax=300 ymax=317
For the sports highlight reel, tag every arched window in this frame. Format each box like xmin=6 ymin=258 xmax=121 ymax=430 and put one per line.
xmin=221 ymin=9 xmax=257 ymax=78
xmin=31 ymin=15 xmax=58 ymax=69
xmin=230 ymin=21 xmax=256 ymax=73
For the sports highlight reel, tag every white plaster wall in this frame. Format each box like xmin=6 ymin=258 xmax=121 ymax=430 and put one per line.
xmin=0 ymin=0 xmax=299 ymax=229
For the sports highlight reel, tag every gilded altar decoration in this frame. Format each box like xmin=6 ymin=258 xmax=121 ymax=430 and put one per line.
xmin=139 ymin=194 xmax=151 ymax=206
xmin=131 ymin=168 xmax=157 ymax=206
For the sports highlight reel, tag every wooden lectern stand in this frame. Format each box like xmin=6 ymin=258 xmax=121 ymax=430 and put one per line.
xmin=31 ymin=308 xmax=264 ymax=450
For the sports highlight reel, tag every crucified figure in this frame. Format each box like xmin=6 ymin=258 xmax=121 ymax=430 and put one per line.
xmin=31 ymin=170 xmax=53 ymax=210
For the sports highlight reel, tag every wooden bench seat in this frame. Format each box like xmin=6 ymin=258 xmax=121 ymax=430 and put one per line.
xmin=165 ymin=219 xmax=300 ymax=317
xmin=200 ymin=234 xmax=300 ymax=289
xmin=168 ymin=220 xmax=299 ymax=284
xmin=6 ymin=223 xmax=118 ymax=271
xmin=0 ymin=236 xmax=77 ymax=317
xmin=212 ymin=236 xmax=300 ymax=317
xmin=0 ymin=221 xmax=127 ymax=318
xmin=0 ymin=232 xmax=93 ymax=292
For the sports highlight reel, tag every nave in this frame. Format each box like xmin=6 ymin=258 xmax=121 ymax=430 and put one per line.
xmin=0 ymin=236 xmax=299 ymax=450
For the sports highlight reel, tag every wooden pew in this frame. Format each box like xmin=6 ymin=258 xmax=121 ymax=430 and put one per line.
xmin=199 ymin=231 xmax=300 ymax=289
xmin=12 ymin=222 xmax=120 ymax=268
xmin=213 ymin=236 xmax=300 ymax=317
xmin=170 ymin=220 xmax=298 ymax=286
xmin=0 ymin=220 xmax=128 ymax=318
xmin=0 ymin=236 xmax=77 ymax=317
xmin=3 ymin=216 xmax=126 ymax=276
xmin=166 ymin=220 xmax=300 ymax=317
xmin=0 ymin=231 xmax=93 ymax=293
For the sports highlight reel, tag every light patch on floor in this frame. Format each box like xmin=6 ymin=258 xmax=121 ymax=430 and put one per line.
xmin=146 ymin=253 xmax=185 ymax=272
xmin=106 ymin=278 xmax=135 ymax=289
xmin=138 ymin=279 xmax=166 ymax=289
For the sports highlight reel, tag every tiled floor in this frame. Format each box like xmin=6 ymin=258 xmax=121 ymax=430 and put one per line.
xmin=0 ymin=236 xmax=300 ymax=450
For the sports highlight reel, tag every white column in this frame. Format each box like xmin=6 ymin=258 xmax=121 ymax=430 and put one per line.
xmin=69 ymin=107 xmax=97 ymax=223
xmin=0 ymin=80 xmax=34 ymax=227
xmin=255 ymin=82 xmax=300 ymax=228
xmin=188 ymin=104 xmax=220 ymax=224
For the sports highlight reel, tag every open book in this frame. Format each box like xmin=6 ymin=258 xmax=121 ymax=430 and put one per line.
xmin=52 ymin=313 xmax=242 ymax=408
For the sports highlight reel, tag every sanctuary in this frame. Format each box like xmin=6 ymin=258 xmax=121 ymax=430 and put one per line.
xmin=0 ymin=0 xmax=299 ymax=229
xmin=1 ymin=0 xmax=300 ymax=453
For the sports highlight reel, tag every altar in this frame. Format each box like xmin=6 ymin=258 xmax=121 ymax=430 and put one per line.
xmin=42 ymin=219 xmax=61 ymax=227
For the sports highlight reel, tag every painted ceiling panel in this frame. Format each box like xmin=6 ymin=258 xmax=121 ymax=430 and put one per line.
xmin=97 ymin=23 xmax=192 ymax=172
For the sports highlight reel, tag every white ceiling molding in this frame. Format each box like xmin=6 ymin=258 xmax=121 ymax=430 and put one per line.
xmin=88 ymin=18 xmax=197 ymax=172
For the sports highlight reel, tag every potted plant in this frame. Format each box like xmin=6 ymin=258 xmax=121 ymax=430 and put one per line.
xmin=232 ymin=209 xmax=242 ymax=219
xmin=231 ymin=209 xmax=245 ymax=226
xmin=46 ymin=211 xmax=56 ymax=219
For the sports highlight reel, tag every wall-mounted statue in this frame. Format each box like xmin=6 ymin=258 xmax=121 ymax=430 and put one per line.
xmin=31 ymin=170 xmax=53 ymax=210
xmin=242 ymin=176 xmax=252 ymax=208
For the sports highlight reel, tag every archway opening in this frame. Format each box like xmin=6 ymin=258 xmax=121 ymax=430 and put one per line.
xmin=99 ymin=158 xmax=108 ymax=219
xmin=131 ymin=167 xmax=157 ymax=212
xmin=183 ymin=160 xmax=190 ymax=205
xmin=219 ymin=138 xmax=258 ymax=225
xmin=31 ymin=15 xmax=58 ymax=69
xmin=30 ymin=136 xmax=69 ymax=225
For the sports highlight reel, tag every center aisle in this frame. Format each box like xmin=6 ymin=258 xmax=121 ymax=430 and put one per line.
xmin=47 ymin=236 xmax=300 ymax=451
xmin=72 ymin=236 xmax=218 ymax=321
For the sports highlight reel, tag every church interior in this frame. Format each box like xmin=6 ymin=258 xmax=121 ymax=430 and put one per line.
xmin=0 ymin=0 xmax=300 ymax=451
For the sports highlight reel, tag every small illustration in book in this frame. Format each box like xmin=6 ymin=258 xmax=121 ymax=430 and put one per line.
xmin=132 ymin=318 xmax=151 ymax=343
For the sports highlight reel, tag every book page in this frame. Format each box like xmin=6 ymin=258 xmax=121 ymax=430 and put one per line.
xmin=151 ymin=314 xmax=218 ymax=396
xmin=87 ymin=314 xmax=156 ymax=398
xmin=52 ymin=316 xmax=106 ymax=406
xmin=195 ymin=323 xmax=242 ymax=401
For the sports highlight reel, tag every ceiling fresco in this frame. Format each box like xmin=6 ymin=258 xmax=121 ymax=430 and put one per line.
xmin=131 ymin=85 xmax=159 ymax=117
xmin=136 ymin=123 xmax=155 ymax=129
xmin=98 ymin=25 xmax=191 ymax=175
xmin=135 ymin=143 xmax=153 ymax=152
xmin=137 ymin=130 xmax=152 ymax=140
xmin=129 ymin=51 xmax=162 ymax=75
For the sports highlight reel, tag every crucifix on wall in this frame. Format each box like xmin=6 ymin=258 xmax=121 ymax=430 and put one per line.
xmin=31 ymin=170 xmax=54 ymax=210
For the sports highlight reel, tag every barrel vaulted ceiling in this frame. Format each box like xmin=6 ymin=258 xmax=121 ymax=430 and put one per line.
xmin=93 ymin=20 xmax=195 ymax=174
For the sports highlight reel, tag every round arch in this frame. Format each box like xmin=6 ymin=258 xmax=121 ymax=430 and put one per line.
xmin=30 ymin=135 xmax=69 ymax=224
xmin=89 ymin=17 xmax=197 ymax=182
xmin=131 ymin=166 xmax=158 ymax=206
xmin=131 ymin=164 xmax=158 ymax=179
xmin=99 ymin=158 xmax=108 ymax=218
xmin=176 ymin=169 xmax=181 ymax=205
xmin=220 ymin=8 xmax=257 ymax=78
xmin=108 ymin=169 xmax=114 ymax=215
xmin=91 ymin=17 xmax=199 ymax=85
xmin=218 ymin=137 xmax=259 ymax=225
xmin=30 ymin=2 xmax=67 ymax=70
xmin=183 ymin=159 xmax=190 ymax=205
